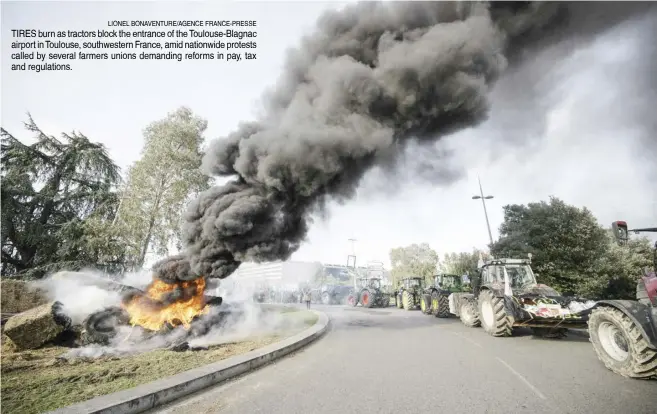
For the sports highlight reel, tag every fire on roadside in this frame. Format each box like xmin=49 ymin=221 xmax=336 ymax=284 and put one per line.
xmin=121 ymin=277 xmax=209 ymax=331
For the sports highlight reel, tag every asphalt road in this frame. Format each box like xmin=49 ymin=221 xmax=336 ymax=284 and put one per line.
xmin=152 ymin=304 xmax=657 ymax=414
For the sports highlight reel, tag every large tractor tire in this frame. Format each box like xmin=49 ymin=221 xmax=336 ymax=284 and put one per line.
xmin=420 ymin=294 xmax=432 ymax=314
xmin=347 ymin=292 xmax=359 ymax=307
xmin=478 ymin=290 xmax=512 ymax=337
xmin=402 ymin=290 xmax=414 ymax=311
xmin=378 ymin=296 xmax=389 ymax=308
xmin=435 ymin=294 xmax=450 ymax=318
xmin=588 ymin=306 xmax=657 ymax=379
xmin=360 ymin=289 xmax=374 ymax=308
xmin=396 ymin=294 xmax=403 ymax=309
xmin=459 ymin=299 xmax=480 ymax=327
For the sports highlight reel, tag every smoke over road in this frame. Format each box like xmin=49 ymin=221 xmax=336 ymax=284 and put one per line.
xmin=152 ymin=1 xmax=656 ymax=285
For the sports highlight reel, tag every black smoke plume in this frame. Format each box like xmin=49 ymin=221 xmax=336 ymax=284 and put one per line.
xmin=152 ymin=1 xmax=657 ymax=284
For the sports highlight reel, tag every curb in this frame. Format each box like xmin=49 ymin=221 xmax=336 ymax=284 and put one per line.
xmin=48 ymin=309 xmax=329 ymax=414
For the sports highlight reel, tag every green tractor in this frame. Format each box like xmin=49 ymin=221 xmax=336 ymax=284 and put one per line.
xmin=420 ymin=274 xmax=465 ymax=318
xmin=346 ymin=277 xmax=389 ymax=308
xmin=395 ymin=277 xmax=425 ymax=311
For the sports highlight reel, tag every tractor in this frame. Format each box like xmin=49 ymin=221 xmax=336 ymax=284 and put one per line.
xmin=319 ymin=284 xmax=354 ymax=305
xmin=346 ymin=277 xmax=389 ymax=308
xmin=587 ymin=220 xmax=657 ymax=379
xmin=451 ymin=258 xmax=595 ymax=338
xmin=420 ymin=274 xmax=465 ymax=318
xmin=395 ymin=277 xmax=425 ymax=311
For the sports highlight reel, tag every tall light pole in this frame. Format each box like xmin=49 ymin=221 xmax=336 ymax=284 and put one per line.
xmin=471 ymin=176 xmax=494 ymax=246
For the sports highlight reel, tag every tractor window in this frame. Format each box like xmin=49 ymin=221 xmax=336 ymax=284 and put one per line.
xmin=442 ymin=276 xmax=459 ymax=289
xmin=406 ymin=279 xmax=421 ymax=288
xmin=504 ymin=265 xmax=536 ymax=288
xmin=369 ymin=279 xmax=381 ymax=289
xmin=481 ymin=267 xmax=496 ymax=283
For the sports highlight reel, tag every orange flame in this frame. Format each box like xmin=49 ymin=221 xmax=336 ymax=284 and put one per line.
xmin=121 ymin=277 xmax=209 ymax=331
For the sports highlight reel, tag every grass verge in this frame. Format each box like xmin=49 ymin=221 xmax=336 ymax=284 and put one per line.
xmin=1 ymin=308 xmax=318 ymax=414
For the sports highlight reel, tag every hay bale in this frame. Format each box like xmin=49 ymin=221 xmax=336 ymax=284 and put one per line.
xmin=1 ymin=280 xmax=49 ymax=314
xmin=3 ymin=301 xmax=72 ymax=350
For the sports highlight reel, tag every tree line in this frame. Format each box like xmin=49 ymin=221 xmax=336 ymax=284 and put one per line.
xmin=1 ymin=107 xmax=209 ymax=279
xmin=389 ymin=197 xmax=654 ymax=300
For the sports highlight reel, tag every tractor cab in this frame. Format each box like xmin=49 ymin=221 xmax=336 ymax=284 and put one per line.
xmin=356 ymin=277 xmax=382 ymax=291
xmin=477 ymin=259 xmax=538 ymax=291
xmin=401 ymin=277 xmax=424 ymax=291
xmin=434 ymin=274 xmax=462 ymax=292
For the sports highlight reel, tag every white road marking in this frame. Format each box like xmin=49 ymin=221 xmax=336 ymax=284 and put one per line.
xmin=450 ymin=331 xmax=484 ymax=349
xmin=496 ymin=357 xmax=547 ymax=400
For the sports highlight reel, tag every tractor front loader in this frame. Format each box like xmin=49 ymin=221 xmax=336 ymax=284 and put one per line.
xmin=395 ymin=277 xmax=424 ymax=311
xmin=587 ymin=221 xmax=657 ymax=380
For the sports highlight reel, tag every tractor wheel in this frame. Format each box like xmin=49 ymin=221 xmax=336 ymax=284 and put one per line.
xmin=379 ymin=296 xmax=389 ymax=308
xmin=321 ymin=292 xmax=331 ymax=305
xmin=396 ymin=294 xmax=403 ymax=309
xmin=420 ymin=294 xmax=431 ymax=314
xmin=588 ymin=306 xmax=657 ymax=379
xmin=347 ymin=292 xmax=359 ymax=307
xmin=435 ymin=294 xmax=450 ymax=318
xmin=459 ymin=299 xmax=480 ymax=327
xmin=360 ymin=289 xmax=374 ymax=308
xmin=478 ymin=290 xmax=513 ymax=337
xmin=402 ymin=291 xmax=414 ymax=311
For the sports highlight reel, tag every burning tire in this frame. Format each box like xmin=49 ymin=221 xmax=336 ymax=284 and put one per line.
xmin=589 ymin=306 xmax=657 ymax=379
xmin=360 ymin=289 xmax=374 ymax=308
xmin=402 ymin=291 xmax=413 ymax=311
xmin=82 ymin=306 xmax=130 ymax=345
xmin=435 ymin=294 xmax=450 ymax=318
xmin=459 ymin=299 xmax=480 ymax=327
xmin=420 ymin=294 xmax=431 ymax=314
xmin=347 ymin=292 xmax=359 ymax=307
xmin=478 ymin=290 xmax=512 ymax=337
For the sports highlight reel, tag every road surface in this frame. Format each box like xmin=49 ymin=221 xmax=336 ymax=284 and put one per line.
xmin=151 ymin=304 xmax=656 ymax=414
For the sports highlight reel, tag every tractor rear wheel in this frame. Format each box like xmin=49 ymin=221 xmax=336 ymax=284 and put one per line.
xmin=347 ymin=292 xmax=359 ymax=307
xmin=360 ymin=289 xmax=374 ymax=308
xmin=435 ymin=294 xmax=450 ymax=318
xmin=402 ymin=291 xmax=414 ymax=310
xmin=478 ymin=290 xmax=513 ymax=337
xmin=589 ymin=306 xmax=657 ymax=379
xmin=396 ymin=294 xmax=403 ymax=309
xmin=459 ymin=299 xmax=480 ymax=327
xmin=420 ymin=294 xmax=431 ymax=314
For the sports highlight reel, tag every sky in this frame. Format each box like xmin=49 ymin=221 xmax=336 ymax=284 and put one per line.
xmin=2 ymin=1 xmax=656 ymax=270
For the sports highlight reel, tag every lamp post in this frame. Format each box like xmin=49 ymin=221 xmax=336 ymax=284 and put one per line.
xmin=471 ymin=176 xmax=494 ymax=246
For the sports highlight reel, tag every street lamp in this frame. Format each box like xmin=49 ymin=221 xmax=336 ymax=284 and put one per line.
xmin=471 ymin=176 xmax=494 ymax=246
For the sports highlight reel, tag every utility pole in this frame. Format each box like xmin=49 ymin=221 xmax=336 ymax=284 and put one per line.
xmin=471 ymin=176 xmax=495 ymax=246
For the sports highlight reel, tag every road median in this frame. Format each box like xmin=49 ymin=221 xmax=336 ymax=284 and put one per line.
xmin=38 ymin=308 xmax=328 ymax=414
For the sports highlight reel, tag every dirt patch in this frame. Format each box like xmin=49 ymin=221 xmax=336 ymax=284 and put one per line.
xmin=1 ymin=309 xmax=318 ymax=414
